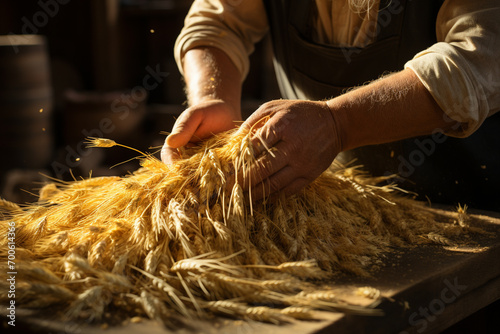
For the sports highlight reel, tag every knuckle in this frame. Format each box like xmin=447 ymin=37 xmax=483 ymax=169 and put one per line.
xmin=267 ymin=177 xmax=281 ymax=193
xmin=257 ymin=157 xmax=273 ymax=176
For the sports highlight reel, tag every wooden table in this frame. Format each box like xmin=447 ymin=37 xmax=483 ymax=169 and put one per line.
xmin=15 ymin=206 xmax=500 ymax=334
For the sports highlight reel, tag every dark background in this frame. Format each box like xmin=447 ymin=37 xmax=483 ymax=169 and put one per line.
xmin=0 ymin=0 xmax=279 ymax=202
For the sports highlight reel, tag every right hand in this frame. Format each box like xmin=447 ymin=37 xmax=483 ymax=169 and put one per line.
xmin=235 ymin=99 xmax=341 ymax=200
xmin=161 ymin=99 xmax=241 ymax=164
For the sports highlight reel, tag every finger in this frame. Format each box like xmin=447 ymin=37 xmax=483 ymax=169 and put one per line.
xmin=241 ymin=141 xmax=289 ymax=190
xmin=161 ymin=140 xmax=181 ymax=164
xmin=250 ymin=166 xmax=309 ymax=201
xmin=166 ymin=108 xmax=203 ymax=148
xmin=250 ymin=122 xmax=281 ymax=158
xmin=279 ymin=177 xmax=310 ymax=197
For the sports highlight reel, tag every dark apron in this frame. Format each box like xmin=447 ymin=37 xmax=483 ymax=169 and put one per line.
xmin=264 ymin=0 xmax=500 ymax=211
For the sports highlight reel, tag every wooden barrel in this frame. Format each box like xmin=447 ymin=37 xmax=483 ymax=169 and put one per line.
xmin=0 ymin=34 xmax=54 ymax=171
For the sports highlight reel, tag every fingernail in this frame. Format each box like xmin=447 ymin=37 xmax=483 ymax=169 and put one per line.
xmin=166 ymin=132 xmax=180 ymax=146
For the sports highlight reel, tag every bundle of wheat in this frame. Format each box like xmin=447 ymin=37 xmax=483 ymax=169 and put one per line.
xmin=0 ymin=126 xmax=472 ymax=328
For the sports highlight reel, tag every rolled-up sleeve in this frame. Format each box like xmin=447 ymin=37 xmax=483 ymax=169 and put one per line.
xmin=405 ymin=0 xmax=500 ymax=137
xmin=174 ymin=0 xmax=269 ymax=80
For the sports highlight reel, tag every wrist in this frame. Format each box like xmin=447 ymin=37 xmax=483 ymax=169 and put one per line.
xmin=325 ymin=69 xmax=452 ymax=152
xmin=183 ymin=47 xmax=242 ymax=115
xmin=186 ymin=98 xmax=243 ymax=123
xmin=325 ymin=99 xmax=350 ymax=152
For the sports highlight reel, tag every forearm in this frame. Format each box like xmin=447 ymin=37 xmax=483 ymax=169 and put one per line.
xmin=182 ymin=47 xmax=242 ymax=115
xmin=327 ymin=69 xmax=457 ymax=152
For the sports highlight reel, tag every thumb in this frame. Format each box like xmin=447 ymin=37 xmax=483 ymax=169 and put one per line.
xmin=166 ymin=132 xmax=190 ymax=149
xmin=166 ymin=109 xmax=203 ymax=148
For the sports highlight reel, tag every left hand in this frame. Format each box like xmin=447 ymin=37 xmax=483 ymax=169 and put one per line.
xmin=161 ymin=99 xmax=241 ymax=164
xmin=237 ymin=99 xmax=342 ymax=200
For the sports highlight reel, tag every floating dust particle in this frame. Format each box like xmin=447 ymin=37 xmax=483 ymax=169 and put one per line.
xmin=42 ymin=128 xmax=46 ymax=131
xmin=39 ymin=108 xmax=43 ymax=113
xmin=481 ymin=165 xmax=486 ymax=169
xmin=390 ymin=150 xmax=394 ymax=158
xmin=0 ymin=123 xmax=482 ymax=328
xmin=75 ymin=158 xmax=80 ymax=162
xmin=150 ymin=29 xmax=155 ymax=33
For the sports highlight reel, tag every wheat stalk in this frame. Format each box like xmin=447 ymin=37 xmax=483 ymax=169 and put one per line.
xmin=0 ymin=123 xmax=477 ymax=328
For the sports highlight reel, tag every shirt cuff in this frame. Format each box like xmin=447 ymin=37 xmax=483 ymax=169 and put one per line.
xmin=405 ymin=42 xmax=490 ymax=138
xmin=174 ymin=27 xmax=252 ymax=81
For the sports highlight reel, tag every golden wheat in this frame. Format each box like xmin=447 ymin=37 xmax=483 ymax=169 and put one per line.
xmin=0 ymin=124 xmax=477 ymax=328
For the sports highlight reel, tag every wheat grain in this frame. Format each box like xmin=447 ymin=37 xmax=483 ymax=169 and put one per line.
xmin=457 ymin=203 xmax=469 ymax=228
xmin=426 ymin=232 xmax=457 ymax=247
xmin=144 ymin=248 xmax=161 ymax=274
xmin=17 ymin=264 xmax=61 ymax=284
xmin=30 ymin=283 xmax=74 ymax=300
xmin=356 ymin=286 xmax=381 ymax=299
xmin=280 ymin=306 xmax=314 ymax=320
xmin=245 ymin=306 xmax=284 ymax=324
xmin=301 ymin=290 xmax=337 ymax=301
xmin=0 ymin=198 xmax=22 ymax=216
xmin=86 ymin=137 xmax=117 ymax=148
xmin=112 ymin=254 xmax=129 ymax=275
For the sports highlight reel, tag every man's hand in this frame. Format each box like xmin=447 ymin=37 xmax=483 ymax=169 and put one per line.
xmin=161 ymin=99 xmax=241 ymax=164
xmin=161 ymin=46 xmax=242 ymax=164
xmin=237 ymin=70 xmax=453 ymax=201
xmin=239 ymin=99 xmax=342 ymax=200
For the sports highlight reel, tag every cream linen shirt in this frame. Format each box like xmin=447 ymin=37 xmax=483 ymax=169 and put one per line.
xmin=174 ymin=0 xmax=500 ymax=137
